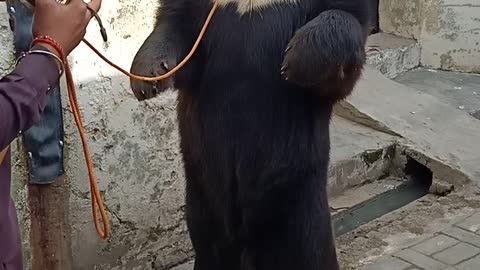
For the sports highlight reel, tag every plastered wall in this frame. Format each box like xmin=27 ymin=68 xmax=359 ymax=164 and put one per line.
xmin=65 ymin=0 xmax=193 ymax=268
xmin=1 ymin=1 xmax=194 ymax=269
xmin=380 ymin=0 xmax=480 ymax=73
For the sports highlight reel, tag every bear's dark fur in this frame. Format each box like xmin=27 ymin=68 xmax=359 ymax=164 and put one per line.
xmin=130 ymin=1 xmax=372 ymax=269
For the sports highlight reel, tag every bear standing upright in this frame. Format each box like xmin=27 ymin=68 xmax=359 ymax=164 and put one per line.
xmin=130 ymin=0 xmax=372 ymax=269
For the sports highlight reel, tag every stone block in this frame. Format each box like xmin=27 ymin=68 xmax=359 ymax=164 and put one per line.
xmin=412 ymin=235 xmax=459 ymax=256
xmin=432 ymin=243 xmax=480 ymax=265
xmin=366 ymin=33 xmax=421 ymax=79
xmin=394 ymin=249 xmax=447 ymax=270
xmin=456 ymin=212 xmax=480 ymax=234
xmin=442 ymin=227 xmax=480 ymax=248
xmin=456 ymin=254 xmax=480 ymax=270
xmin=357 ymin=255 xmax=412 ymax=270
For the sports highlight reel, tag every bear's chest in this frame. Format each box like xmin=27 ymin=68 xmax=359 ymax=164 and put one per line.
xmin=214 ymin=0 xmax=300 ymax=14
xmin=199 ymin=2 xmax=310 ymax=73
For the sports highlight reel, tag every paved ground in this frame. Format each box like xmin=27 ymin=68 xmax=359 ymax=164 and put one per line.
xmin=359 ymin=211 xmax=480 ymax=270
xmin=171 ymin=206 xmax=480 ymax=270
xmin=394 ymin=68 xmax=480 ymax=119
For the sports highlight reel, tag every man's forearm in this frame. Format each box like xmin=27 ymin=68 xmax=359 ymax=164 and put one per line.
xmin=0 ymin=45 xmax=60 ymax=150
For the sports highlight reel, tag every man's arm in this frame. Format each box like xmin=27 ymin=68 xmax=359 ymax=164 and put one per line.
xmin=0 ymin=45 xmax=60 ymax=150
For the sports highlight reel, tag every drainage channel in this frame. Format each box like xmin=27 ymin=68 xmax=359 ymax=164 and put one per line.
xmin=332 ymin=157 xmax=433 ymax=237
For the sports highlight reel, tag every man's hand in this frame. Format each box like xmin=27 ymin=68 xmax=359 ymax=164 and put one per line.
xmin=32 ymin=0 xmax=102 ymax=56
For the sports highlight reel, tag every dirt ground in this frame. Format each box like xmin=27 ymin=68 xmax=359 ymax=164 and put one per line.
xmin=336 ymin=188 xmax=480 ymax=269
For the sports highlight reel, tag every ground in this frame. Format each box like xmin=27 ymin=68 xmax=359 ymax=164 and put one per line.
xmin=170 ymin=191 xmax=480 ymax=270
xmin=336 ymin=68 xmax=480 ymax=270
xmin=395 ymin=68 xmax=480 ymax=120
xmin=338 ymin=192 xmax=480 ymax=270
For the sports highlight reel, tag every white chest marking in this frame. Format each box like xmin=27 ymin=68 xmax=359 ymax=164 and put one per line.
xmin=214 ymin=0 xmax=298 ymax=14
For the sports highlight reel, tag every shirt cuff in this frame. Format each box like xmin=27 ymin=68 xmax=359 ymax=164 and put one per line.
xmin=13 ymin=44 xmax=61 ymax=93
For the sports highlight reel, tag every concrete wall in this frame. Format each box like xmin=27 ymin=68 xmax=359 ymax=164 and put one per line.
xmin=65 ymin=0 xmax=194 ymax=268
xmin=1 ymin=1 xmax=193 ymax=269
xmin=380 ymin=0 xmax=480 ymax=73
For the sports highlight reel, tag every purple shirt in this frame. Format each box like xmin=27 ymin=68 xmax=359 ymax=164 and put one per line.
xmin=0 ymin=45 xmax=60 ymax=270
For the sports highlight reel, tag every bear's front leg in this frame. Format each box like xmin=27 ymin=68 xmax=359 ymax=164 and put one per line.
xmin=282 ymin=10 xmax=367 ymax=101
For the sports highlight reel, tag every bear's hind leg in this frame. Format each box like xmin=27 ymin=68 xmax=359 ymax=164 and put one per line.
xmin=185 ymin=180 xmax=223 ymax=270
xmin=185 ymin=177 xmax=242 ymax=270
xmin=239 ymin=174 xmax=339 ymax=270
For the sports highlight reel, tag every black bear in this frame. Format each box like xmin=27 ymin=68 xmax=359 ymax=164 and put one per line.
xmin=130 ymin=0 xmax=372 ymax=269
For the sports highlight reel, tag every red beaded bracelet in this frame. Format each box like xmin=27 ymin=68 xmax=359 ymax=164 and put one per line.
xmin=31 ymin=36 xmax=66 ymax=60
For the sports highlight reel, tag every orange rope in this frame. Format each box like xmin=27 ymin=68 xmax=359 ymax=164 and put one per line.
xmin=64 ymin=1 xmax=219 ymax=239
xmin=83 ymin=1 xmax=219 ymax=82
xmin=64 ymin=57 xmax=111 ymax=238
xmin=0 ymin=147 xmax=8 ymax=166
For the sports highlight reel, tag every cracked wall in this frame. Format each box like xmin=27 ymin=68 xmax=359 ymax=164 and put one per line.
xmin=1 ymin=1 xmax=193 ymax=269
xmin=380 ymin=0 xmax=480 ymax=73
xmin=65 ymin=0 xmax=193 ymax=269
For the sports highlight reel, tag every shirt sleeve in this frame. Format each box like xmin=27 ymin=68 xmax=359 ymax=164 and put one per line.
xmin=0 ymin=45 xmax=61 ymax=150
